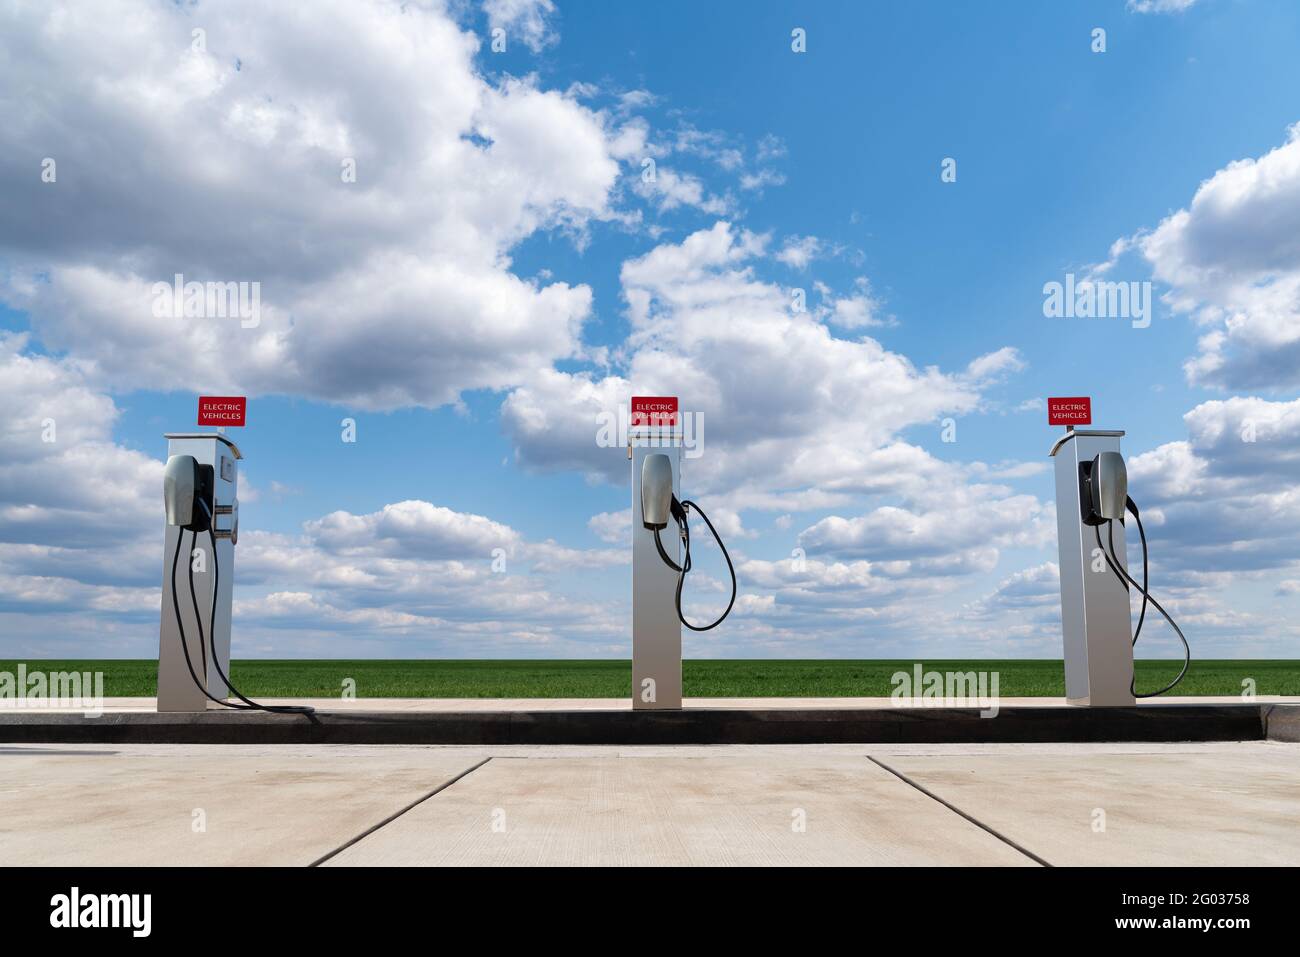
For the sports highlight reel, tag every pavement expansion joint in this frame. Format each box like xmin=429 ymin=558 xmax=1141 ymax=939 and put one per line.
xmin=308 ymin=756 xmax=493 ymax=867
xmin=867 ymin=755 xmax=1052 ymax=867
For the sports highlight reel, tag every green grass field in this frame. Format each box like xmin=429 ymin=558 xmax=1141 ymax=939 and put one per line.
xmin=3 ymin=659 xmax=1297 ymax=698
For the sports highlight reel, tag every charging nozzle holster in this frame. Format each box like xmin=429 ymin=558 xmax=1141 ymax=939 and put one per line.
xmin=163 ymin=454 xmax=214 ymax=531
xmin=641 ymin=454 xmax=675 ymax=529
xmin=1080 ymin=451 xmax=1127 ymax=526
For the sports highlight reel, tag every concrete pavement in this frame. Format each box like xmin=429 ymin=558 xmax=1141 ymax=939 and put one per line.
xmin=0 ymin=744 xmax=482 ymax=866
xmin=321 ymin=753 xmax=1034 ymax=867
xmin=882 ymin=747 xmax=1300 ymax=866
xmin=2 ymin=741 xmax=1297 ymax=866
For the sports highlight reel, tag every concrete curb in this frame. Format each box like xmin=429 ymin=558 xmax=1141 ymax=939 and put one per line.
xmin=0 ymin=703 xmax=1287 ymax=745
xmin=1262 ymin=703 xmax=1300 ymax=742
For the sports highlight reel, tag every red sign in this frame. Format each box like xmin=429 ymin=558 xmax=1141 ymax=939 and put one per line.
xmin=198 ymin=396 xmax=247 ymax=427
xmin=1047 ymin=396 xmax=1091 ymax=426
xmin=630 ymin=395 xmax=678 ymax=427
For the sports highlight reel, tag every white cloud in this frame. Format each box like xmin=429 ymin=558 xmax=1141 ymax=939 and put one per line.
xmin=739 ymin=168 xmax=786 ymax=191
xmin=1125 ymin=396 xmax=1300 ymax=578
xmin=501 ymin=222 xmax=1046 ymax=639
xmin=588 ymin=509 xmax=631 ymax=545
xmin=18 ymin=1 xmax=1288 ymax=659
xmin=775 ymin=235 xmax=823 ymax=270
xmin=504 ymin=223 xmax=1017 ymax=501
xmin=659 ymin=124 xmax=784 ymax=195
xmin=756 ymin=134 xmax=787 ymax=163
xmin=1119 ymin=123 xmax=1300 ymax=389
xmin=797 ymin=493 xmax=1052 ymax=565
xmin=0 ymin=334 xmax=158 ymax=555
xmin=618 ymin=89 xmax=658 ymax=113
xmin=0 ymin=332 xmax=628 ymax=656
xmin=634 ymin=166 xmax=731 ymax=215
xmin=976 ymin=562 xmax=1060 ymax=613
xmin=484 ymin=0 xmax=558 ymax=51
xmin=1128 ymin=0 xmax=1197 ymax=12
xmin=306 ymin=501 xmax=521 ymax=560
xmin=18 ymin=333 xmax=1291 ymax=659
xmin=672 ymin=126 xmax=743 ymax=171
xmin=819 ymin=277 xmax=888 ymax=329
xmin=0 ymin=0 xmax=633 ymax=410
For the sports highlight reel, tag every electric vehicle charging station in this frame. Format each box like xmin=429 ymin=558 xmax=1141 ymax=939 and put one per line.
xmin=629 ymin=397 xmax=738 ymax=711
xmin=1051 ymin=418 xmax=1193 ymax=706
xmin=1051 ymin=428 xmax=1135 ymax=706
xmin=157 ymin=433 xmax=240 ymax=712
xmin=630 ymin=400 xmax=683 ymax=710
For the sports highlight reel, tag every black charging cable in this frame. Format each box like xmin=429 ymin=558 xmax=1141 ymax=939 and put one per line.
xmin=1093 ymin=497 xmax=1190 ymax=697
xmin=652 ymin=497 xmax=737 ymax=631
xmin=199 ymin=503 xmax=315 ymax=716
xmin=170 ymin=529 xmax=253 ymax=711
xmin=169 ymin=499 xmax=314 ymax=717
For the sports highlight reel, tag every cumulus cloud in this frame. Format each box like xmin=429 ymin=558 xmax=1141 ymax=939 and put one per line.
xmin=939 ymin=397 xmax=1300 ymax=660
xmin=12 ymin=1 xmax=1231 ymax=658
xmin=739 ymin=168 xmax=787 ymax=192
xmin=231 ymin=498 xmax=625 ymax=653
xmin=483 ymin=0 xmax=558 ymax=51
xmin=928 ymin=562 xmax=1065 ymax=656
xmin=798 ymin=493 xmax=1052 ymax=564
xmin=818 ymin=277 xmax=888 ymax=329
xmin=588 ymin=509 xmax=631 ymax=545
xmin=1112 ymin=123 xmax=1300 ymax=390
xmin=306 ymin=501 xmax=522 ymax=560
xmin=633 ymin=166 xmax=731 ymax=215
xmin=0 ymin=331 xmax=627 ymax=655
xmin=499 ymin=221 xmax=1046 ymax=645
xmin=0 ymin=334 xmax=159 ymax=555
xmin=973 ymin=562 xmax=1060 ymax=614
xmin=1126 ymin=396 xmax=1300 ymax=577
xmin=0 ymin=0 xmax=634 ymax=410
xmin=503 ymin=222 xmax=1019 ymax=499
xmin=671 ymin=126 xmax=744 ymax=171
xmin=775 ymin=235 xmax=822 ymax=270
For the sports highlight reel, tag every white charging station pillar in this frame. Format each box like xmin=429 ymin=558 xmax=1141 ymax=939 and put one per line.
xmin=630 ymin=418 xmax=682 ymax=710
xmin=1050 ymin=429 xmax=1135 ymax=706
xmin=157 ymin=433 xmax=241 ymax=712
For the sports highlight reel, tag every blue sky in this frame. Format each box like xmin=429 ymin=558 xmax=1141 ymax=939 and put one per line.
xmin=2 ymin=0 xmax=1300 ymax=659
